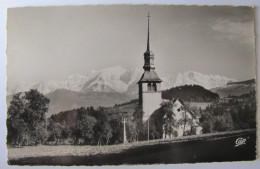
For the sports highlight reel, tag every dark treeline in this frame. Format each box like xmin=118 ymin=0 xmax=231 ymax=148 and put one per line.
xmin=49 ymin=106 xmax=125 ymax=145
xmin=48 ymin=104 xmax=152 ymax=145
xmin=162 ymin=85 xmax=220 ymax=102
xmin=200 ymin=91 xmax=256 ymax=133
xmin=7 ymin=89 xmax=256 ymax=147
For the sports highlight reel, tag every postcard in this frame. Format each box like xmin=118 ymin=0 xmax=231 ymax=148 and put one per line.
xmin=5 ymin=4 xmax=257 ymax=166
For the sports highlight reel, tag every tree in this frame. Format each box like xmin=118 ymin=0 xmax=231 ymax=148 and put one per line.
xmin=74 ymin=115 xmax=97 ymax=144
xmin=200 ymin=110 xmax=215 ymax=133
xmin=214 ymin=112 xmax=234 ymax=132
xmin=161 ymin=101 xmax=176 ymax=138
xmin=95 ymin=121 xmax=113 ymax=146
xmin=47 ymin=119 xmax=66 ymax=144
xmin=7 ymin=93 xmax=26 ymax=146
xmin=107 ymin=109 xmax=124 ymax=144
xmin=150 ymin=125 xmax=160 ymax=140
xmin=9 ymin=118 xmax=29 ymax=147
xmin=200 ymin=105 xmax=234 ymax=133
xmin=7 ymin=89 xmax=50 ymax=146
xmin=133 ymin=105 xmax=144 ymax=141
xmin=23 ymin=89 xmax=50 ymax=144
xmin=101 ymin=123 xmax=113 ymax=145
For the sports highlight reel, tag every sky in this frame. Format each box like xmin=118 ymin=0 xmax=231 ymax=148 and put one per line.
xmin=7 ymin=5 xmax=256 ymax=85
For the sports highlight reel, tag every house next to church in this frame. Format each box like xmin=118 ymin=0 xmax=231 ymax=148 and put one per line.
xmin=138 ymin=13 xmax=202 ymax=138
xmin=162 ymin=98 xmax=203 ymax=138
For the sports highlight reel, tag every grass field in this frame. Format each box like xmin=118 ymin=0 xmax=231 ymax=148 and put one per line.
xmin=8 ymin=129 xmax=256 ymax=165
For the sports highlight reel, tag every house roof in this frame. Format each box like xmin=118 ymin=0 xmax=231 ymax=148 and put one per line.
xmin=138 ymin=70 xmax=162 ymax=83
xmin=162 ymin=98 xmax=185 ymax=106
xmin=172 ymin=98 xmax=185 ymax=105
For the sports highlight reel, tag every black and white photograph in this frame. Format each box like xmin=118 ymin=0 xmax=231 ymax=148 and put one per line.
xmin=3 ymin=3 xmax=258 ymax=166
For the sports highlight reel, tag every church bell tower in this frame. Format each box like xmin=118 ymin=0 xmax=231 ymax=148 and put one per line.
xmin=138 ymin=13 xmax=162 ymax=123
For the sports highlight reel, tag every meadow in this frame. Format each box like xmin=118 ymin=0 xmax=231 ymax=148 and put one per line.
xmin=8 ymin=129 xmax=256 ymax=165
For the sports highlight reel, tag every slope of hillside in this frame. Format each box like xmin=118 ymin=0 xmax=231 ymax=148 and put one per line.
xmin=210 ymin=79 xmax=255 ymax=98
xmin=113 ymin=99 xmax=138 ymax=116
xmin=162 ymin=85 xmax=220 ymax=102
xmin=227 ymin=79 xmax=255 ymax=85
xmin=211 ymin=84 xmax=255 ymax=98
xmin=45 ymin=89 xmax=133 ymax=117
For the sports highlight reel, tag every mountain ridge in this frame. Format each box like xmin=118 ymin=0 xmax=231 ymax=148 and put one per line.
xmin=227 ymin=79 xmax=255 ymax=85
xmin=7 ymin=65 xmax=237 ymax=96
xmin=45 ymin=88 xmax=132 ymax=117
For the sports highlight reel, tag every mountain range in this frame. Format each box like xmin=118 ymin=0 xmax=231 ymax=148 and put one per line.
xmin=7 ymin=65 xmax=236 ymax=96
xmin=7 ymin=65 xmax=245 ymax=117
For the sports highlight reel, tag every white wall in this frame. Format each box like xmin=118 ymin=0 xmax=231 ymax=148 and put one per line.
xmin=142 ymin=92 xmax=162 ymax=122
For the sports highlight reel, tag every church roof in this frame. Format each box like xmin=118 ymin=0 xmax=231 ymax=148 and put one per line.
xmin=138 ymin=70 xmax=162 ymax=83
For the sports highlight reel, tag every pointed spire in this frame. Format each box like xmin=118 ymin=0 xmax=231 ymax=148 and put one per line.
xmin=147 ymin=12 xmax=151 ymax=51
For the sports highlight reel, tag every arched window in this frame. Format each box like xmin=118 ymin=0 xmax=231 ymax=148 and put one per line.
xmin=147 ymin=83 xmax=151 ymax=91
xmin=151 ymin=83 xmax=156 ymax=91
xmin=154 ymin=83 xmax=157 ymax=91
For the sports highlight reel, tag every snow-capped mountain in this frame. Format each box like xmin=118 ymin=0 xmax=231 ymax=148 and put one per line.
xmin=7 ymin=73 xmax=93 ymax=95
xmin=81 ymin=65 xmax=140 ymax=93
xmin=7 ymin=80 xmax=36 ymax=95
xmin=7 ymin=66 xmax=236 ymax=95
xmin=81 ymin=66 xmax=143 ymax=94
xmin=174 ymin=71 xmax=236 ymax=89
xmin=161 ymin=76 xmax=176 ymax=90
xmin=7 ymin=66 xmax=143 ymax=95
xmin=31 ymin=74 xmax=91 ymax=94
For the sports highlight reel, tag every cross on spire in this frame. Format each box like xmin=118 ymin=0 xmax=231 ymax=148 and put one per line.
xmin=147 ymin=12 xmax=151 ymax=18
xmin=147 ymin=12 xmax=151 ymax=51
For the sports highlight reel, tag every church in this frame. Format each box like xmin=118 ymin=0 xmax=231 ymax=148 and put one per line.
xmin=138 ymin=14 xmax=202 ymax=138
